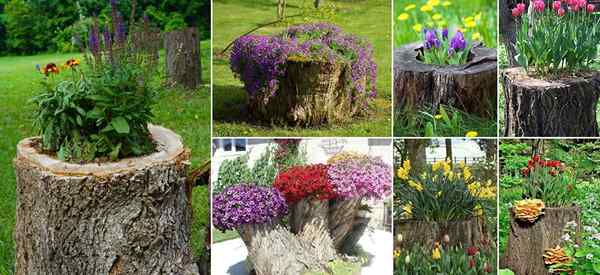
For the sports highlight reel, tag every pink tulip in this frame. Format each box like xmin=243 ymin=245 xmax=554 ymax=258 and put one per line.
xmin=516 ymin=3 xmax=527 ymax=13
xmin=558 ymin=7 xmax=566 ymax=16
xmin=553 ymin=0 xmax=562 ymax=11
xmin=534 ymin=0 xmax=546 ymax=12
xmin=577 ymin=0 xmax=587 ymax=8
xmin=587 ymin=3 xmax=595 ymax=12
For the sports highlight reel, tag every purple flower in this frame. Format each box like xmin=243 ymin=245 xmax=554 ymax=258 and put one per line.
xmin=115 ymin=12 xmax=126 ymax=45
xmin=449 ymin=31 xmax=466 ymax=52
xmin=424 ymin=29 xmax=441 ymax=49
xmin=442 ymin=28 xmax=449 ymax=40
xmin=88 ymin=22 xmax=100 ymax=55
xmin=103 ymin=26 xmax=112 ymax=49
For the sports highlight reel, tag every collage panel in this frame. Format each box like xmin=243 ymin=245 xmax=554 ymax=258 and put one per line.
xmin=393 ymin=0 xmax=498 ymax=137
xmin=211 ymin=138 xmax=393 ymax=274
xmin=394 ymin=138 xmax=498 ymax=274
xmin=499 ymin=139 xmax=600 ymax=274
xmin=212 ymin=0 xmax=392 ymax=137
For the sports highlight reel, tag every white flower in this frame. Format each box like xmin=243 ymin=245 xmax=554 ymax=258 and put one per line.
xmin=586 ymin=253 xmax=594 ymax=260
xmin=405 ymin=255 xmax=410 ymax=264
xmin=561 ymin=233 xmax=572 ymax=242
xmin=573 ymin=244 xmax=579 ymax=248
xmin=584 ymin=226 xmax=598 ymax=233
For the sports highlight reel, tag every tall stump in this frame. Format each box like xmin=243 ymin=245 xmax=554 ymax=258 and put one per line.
xmin=395 ymin=217 xmax=487 ymax=248
xmin=13 ymin=125 xmax=198 ymax=275
xmin=289 ymin=198 xmax=336 ymax=262
xmin=501 ymin=206 xmax=581 ymax=275
xmin=502 ymin=67 xmax=600 ymax=137
xmin=165 ymin=27 xmax=201 ymax=89
xmin=247 ymin=59 xmax=368 ymax=126
xmin=394 ymin=43 xmax=497 ymax=118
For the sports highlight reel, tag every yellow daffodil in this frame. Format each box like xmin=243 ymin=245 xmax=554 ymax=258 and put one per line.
xmin=397 ymin=168 xmax=409 ymax=180
xmin=398 ymin=13 xmax=410 ymax=21
xmin=420 ymin=5 xmax=433 ymax=12
xmin=403 ymin=159 xmax=411 ymax=171
xmin=466 ymin=131 xmax=478 ymax=138
xmin=432 ymin=247 xmax=441 ymax=260
xmin=434 ymin=114 xmax=443 ymax=119
xmin=442 ymin=1 xmax=452 ymax=6
xmin=432 ymin=14 xmax=443 ymax=21
xmin=427 ymin=0 xmax=441 ymax=6
xmin=394 ymin=249 xmax=401 ymax=258
xmin=413 ymin=23 xmax=423 ymax=33
xmin=468 ymin=181 xmax=481 ymax=196
xmin=463 ymin=166 xmax=472 ymax=180
xmin=402 ymin=203 xmax=413 ymax=217
xmin=464 ymin=20 xmax=476 ymax=28
xmin=408 ymin=180 xmax=424 ymax=192
xmin=405 ymin=4 xmax=417 ymax=11
xmin=472 ymin=32 xmax=482 ymax=41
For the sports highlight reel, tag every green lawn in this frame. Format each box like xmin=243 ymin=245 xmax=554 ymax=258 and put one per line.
xmin=0 ymin=40 xmax=211 ymax=274
xmin=212 ymin=0 xmax=392 ymax=137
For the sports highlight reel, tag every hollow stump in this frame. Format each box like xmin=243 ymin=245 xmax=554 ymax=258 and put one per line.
xmin=394 ymin=43 xmax=497 ymax=118
xmin=394 ymin=217 xmax=487 ymax=248
xmin=501 ymin=206 xmax=581 ymax=275
xmin=502 ymin=67 xmax=600 ymax=137
xmin=247 ymin=59 xmax=368 ymax=126
xmin=13 ymin=125 xmax=198 ymax=275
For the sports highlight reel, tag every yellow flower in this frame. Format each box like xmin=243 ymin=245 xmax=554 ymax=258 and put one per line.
xmin=434 ymin=114 xmax=443 ymax=119
xmin=408 ymin=180 xmax=423 ymax=192
xmin=466 ymin=131 xmax=478 ymax=138
xmin=447 ymin=171 xmax=454 ymax=180
xmin=412 ymin=24 xmax=423 ymax=33
xmin=474 ymin=204 xmax=483 ymax=216
xmin=432 ymin=247 xmax=441 ymax=260
xmin=402 ymin=203 xmax=413 ymax=217
xmin=468 ymin=181 xmax=481 ymax=196
xmin=398 ymin=13 xmax=410 ymax=21
xmin=465 ymin=20 xmax=476 ymax=28
xmin=458 ymin=161 xmax=466 ymax=169
xmin=463 ymin=166 xmax=472 ymax=180
xmin=427 ymin=0 xmax=441 ymax=6
xmin=442 ymin=1 xmax=452 ymax=6
xmin=394 ymin=249 xmax=401 ymax=258
xmin=405 ymin=4 xmax=417 ymax=11
xmin=397 ymin=168 xmax=409 ymax=180
xmin=432 ymin=14 xmax=443 ymax=21
xmin=420 ymin=5 xmax=433 ymax=12
xmin=403 ymin=159 xmax=411 ymax=171
xmin=436 ymin=191 xmax=442 ymax=198
xmin=472 ymin=32 xmax=482 ymax=41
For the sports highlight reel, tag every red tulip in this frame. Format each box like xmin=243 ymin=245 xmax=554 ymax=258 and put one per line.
xmin=532 ymin=155 xmax=540 ymax=162
xmin=587 ymin=3 xmax=595 ymax=12
xmin=469 ymin=257 xmax=476 ymax=268
xmin=512 ymin=7 xmax=523 ymax=17
xmin=517 ymin=3 xmax=527 ymax=12
xmin=466 ymin=246 xmax=479 ymax=256
xmin=553 ymin=0 xmax=562 ymax=10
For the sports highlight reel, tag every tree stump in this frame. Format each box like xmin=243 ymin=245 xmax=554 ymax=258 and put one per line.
xmin=502 ymin=67 xmax=600 ymax=137
xmin=247 ymin=59 xmax=368 ymax=126
xmin=289 ymin=198 xmax=336 ymax=262
xmin=165 ymin=27 xmax=201 ymax=90
xmin=339 ymin=211 xmax=371 ymax=255
xmin=501 ymin=206 xmax=581 ymax=275
xmin=394 ymin=42 xmax=497 ymax=118
xmin=328 ymin=198 xmax=361 ymax=250
xmin=13 ymin=125 xmax=198 ymax=275
xmin=236 ymin=222 xmax=328 ymax=275
xmin=395 ymin=218 xmax=487 ymax=248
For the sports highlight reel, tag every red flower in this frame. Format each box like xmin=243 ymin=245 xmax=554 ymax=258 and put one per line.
xmin=273 ymin=164 xmax=336 ymax=204
xmin=469 ymin=257 xmax=476 ymax=269
xmin=587 ymin=3 xmax=595 ymax=12
xmin=532 ymin=155 xmax=540 ymax=162
xmin=553 ymin=0 xmax=562 ymax=11
xmin=522 ymin=167 xmax=530 ymax=177
xmin=466 ymin=246 xmax=479 ymax=256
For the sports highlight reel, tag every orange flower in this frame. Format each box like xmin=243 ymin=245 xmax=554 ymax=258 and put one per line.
xmin=42 ymin=63 xmax=60 ymax=76
xmin=64 ymin=58 xmax=80 ymax=69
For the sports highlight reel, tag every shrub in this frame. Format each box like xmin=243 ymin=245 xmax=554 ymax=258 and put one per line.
xmin=512 ymin=0 xmax=600 ymax=76
xmin=212 ymin=184 xmax=288 ymax=232
xmin=214 ymin=154 xmax=252 ymax=193
xmin=420 ymin=29 xmax=472 ymax=65
xmin=328 ymin=154 xmax=392 ymax=200
xmin=273 ymin=164 xmax=336 ymax=204
xmin=229 ymin=23 xmax=377 ymax=105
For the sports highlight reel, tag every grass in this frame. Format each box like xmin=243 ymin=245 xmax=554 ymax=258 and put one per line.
xmin=0 ymin=40 xmax=211 ymax=274
xmin=212 ymin=0 xmax=391 ymax=137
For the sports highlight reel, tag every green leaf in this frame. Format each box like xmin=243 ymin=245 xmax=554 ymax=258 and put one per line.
xmin=110 ymin=116 xmax=130 ymax=134
xmin=425 ymin=122 xmax=434 ymax=137
xmin=499 ymin=268 xmax=515 ymax=275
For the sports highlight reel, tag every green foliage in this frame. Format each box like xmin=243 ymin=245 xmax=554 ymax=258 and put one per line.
xmin=394 ymin=244 xmax=496 ymax=274
xmin=214 ymin=154 xmax=253 ymax=193
xmin=548 ymin=215 xmax=600 ymax=274
xmin=521 ymin=164 xmax=576 ymax=207
xmin=394 ymin=105 xmax=497 ymax=137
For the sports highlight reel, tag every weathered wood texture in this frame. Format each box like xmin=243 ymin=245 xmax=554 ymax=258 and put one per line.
xmin=500 ymin=0 xmax=520 ymax=67
xmin=501 ymin=207 xmax=581 ymax=275
xmin=13 ymin=125 xmax=198 ymax=275
xmin=394 ymin=43 xmax=497 ymax=118
xmin=165 ymin=27 xmax=201 ymax=89
xmin=289 ymin=198 xmax=336 ymax=262
xmin=395 ymin=217 xmax=487 ymax=248
xmin=502 ymin=67 xmax=600 ymax=137
xmin=247 ymin=59 xmax=368 ymax=126
xmin=338 ymin=212 xmax=371 ymax=255
xmin=328 ymin=198 xmax=361 ymax=250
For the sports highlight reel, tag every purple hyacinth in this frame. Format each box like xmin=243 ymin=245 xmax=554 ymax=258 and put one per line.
xmin=449 ymin=31 xmax=466 ymax=52
xmin=424 ymin=29 xmax=441 ymax=49
xmin=442 ymin=28 xmax=449 ymax=40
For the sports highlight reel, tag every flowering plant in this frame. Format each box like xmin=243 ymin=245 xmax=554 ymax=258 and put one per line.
xmin=212 ymin=184 xmax=288 ymax=232
xmin=230 ymin=23 xmax=377 ymax=104
xmin=520 ymin=155 xmax=575 ymax=207
xmin=420 ymin=28 xmax=472 ymax=65
xmin=512 ymin=0 xmax=600 ymax=76
xmin=273 ymin=164 xmax=336 ymax=204
xmin=327 ymin=154 xmax=392 ymax=200
xmin=394 ymin=159 xmax=496 ymax=221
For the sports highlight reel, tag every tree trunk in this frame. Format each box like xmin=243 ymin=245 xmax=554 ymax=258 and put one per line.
xmin=500 ymin=0 xmax=520 ymax=67
xmin=406 ymin=139 xmax=427 ymax=174
xmin=339 ymin=211 xmax=371 ymax=255
xmin=445 ymin=139 xmax=453 ymax=165
xmin=247 ymin=59 xmax=367 ymax=126
xmin=328 ymin=198 xmax=361 ymax=250
xmin=13 ymin=125 xmax=198 ymax=275
xmin=395 ymin=218 xmax=487 ymax=248
xmin=165 ymin=27 xmax=201 ymax=90
xmin=394 ymin=43 xmax=497 ymax=118
xmin=502 ymin=67 xmax=600 ymax=137
xmin=289 ymin=199 xmax=336 ymax=262
xmin=501 ymin=206 xmax=581 ymax=275
xmin=236 ymin=222 xmax=328 ymax=275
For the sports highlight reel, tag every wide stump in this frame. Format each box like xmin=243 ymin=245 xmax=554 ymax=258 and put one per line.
xmin=13 ymin=125 xmax=198 ymax=275
xmin=247 ymin=59 xmax=368 ymax=126
xmin=395 ymin=217 xmax=487 ymax=248
xmin=394 ymin=42 xmax=497 ymax=118
xmin=501 ymin=206 xmax=581 ymax=275
xmin=502 ymin=67 xmax=600 ymax=137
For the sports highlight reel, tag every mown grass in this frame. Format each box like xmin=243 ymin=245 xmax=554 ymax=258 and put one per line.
xmin=212 ymin=0 xmax=391 ymax=137
xmin=0 ymin=40 xmax=211 ymax=274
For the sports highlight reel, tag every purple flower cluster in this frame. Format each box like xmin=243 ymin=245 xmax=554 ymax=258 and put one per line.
xmin=424 ymin=30 xmax=441 ymax=49
xmin=212 ymin=184 xmax=289 ymax=232
xmin=449 ymin=31 xmax=466 ymax=55
xmin=230 ymin=23 xmax=377 ymax=100
xmin=328 ymin=156 xmax=392 ymax=200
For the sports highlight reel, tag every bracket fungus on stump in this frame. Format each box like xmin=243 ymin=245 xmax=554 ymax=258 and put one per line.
xmin=394 ymin=42 xmax=497 ymax=118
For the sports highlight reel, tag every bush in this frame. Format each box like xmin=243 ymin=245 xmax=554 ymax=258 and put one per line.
xmin=214 ymin=154 xmax=252 ymax=193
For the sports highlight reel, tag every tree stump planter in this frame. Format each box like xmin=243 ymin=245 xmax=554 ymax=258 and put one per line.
xmin=394 ymin=42 xmax=497 ymax=118
xmin=247 ymin=59 xmax=368 ymax=126
xmin=394 ymin=217 xmax=487 ymax=248
xmin=13 ymin=125 xmax=198 ymax=275
xmin=501 ymin=206 xmax=581 ymax=275
xmin=289 ymin=198 xmax=337 ymax=262
xmin=502 ymin=67 xmax=600 ymax=137
xmin=328 ymin=198 xmax=361 ymax=250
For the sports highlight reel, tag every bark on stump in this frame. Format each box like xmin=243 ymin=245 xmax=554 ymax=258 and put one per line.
xmin=13 ymin=125 xmax=198 ymax=275
xmin=500 ymin=206 xmax=581 ymax=275
xmin=247 ymin=59 xmax=368 ymax=126
xmin=236 ymin=222 xmax=328 ymax=275
xmin=289 ymin=198 xmax=336 ymax=263
xmin=394 ymin=43 xmax=497 ymax=118
xmin=395 ymin=217 xmax=487 ymax=248
xmin=502 ymin=67 xmax=600 ymax=137
xmin=339 ymin=211 xmax=371 ymax=255
xmin=328 ymin=198 xmax=361 ymax=250
xmin=165 ymin=27 xmax=201 ymax=90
